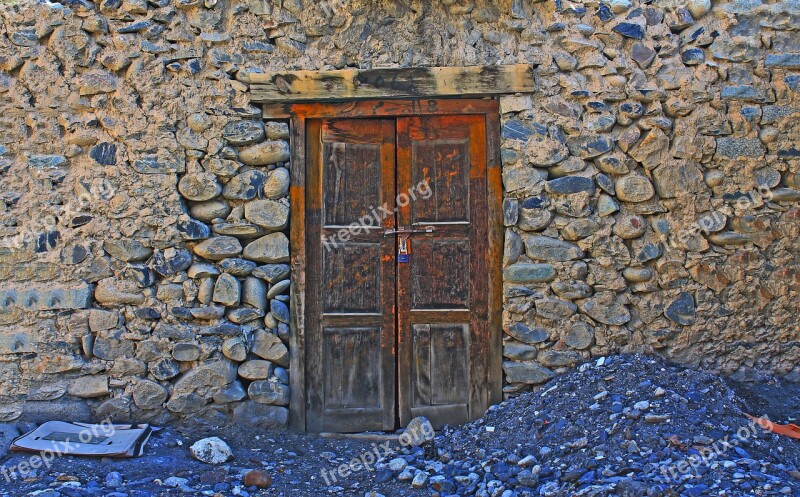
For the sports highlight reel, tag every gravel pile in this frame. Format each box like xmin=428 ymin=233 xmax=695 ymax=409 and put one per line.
xmin=385 ymin=354 xmax=800 ymax=497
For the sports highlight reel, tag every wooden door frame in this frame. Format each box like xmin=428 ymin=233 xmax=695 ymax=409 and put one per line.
xmin=274 ymin=98 xmax=503 ymax=431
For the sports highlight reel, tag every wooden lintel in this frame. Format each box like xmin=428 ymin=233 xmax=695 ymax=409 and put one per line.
xmin=245 ymin=64 xmax=534 ymax=104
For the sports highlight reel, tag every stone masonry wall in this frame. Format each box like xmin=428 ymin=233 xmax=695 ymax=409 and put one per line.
xmin=0 ymin=0 xmax=798 ymax=428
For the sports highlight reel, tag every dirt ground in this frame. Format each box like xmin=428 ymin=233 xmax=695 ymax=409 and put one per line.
xmin=0 ymin=427 xmax=429 ymax=496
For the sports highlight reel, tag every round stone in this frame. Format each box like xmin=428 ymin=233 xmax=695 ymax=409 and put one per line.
xmin=687 ymin=0 xmax=711 ymax=19
xmin=238 ymin=140 xmax=290 ymax=166
xmin=248 ymin=380 xmax=290 ymax=405
xmin=613 ymin=214 xmax=647 ymax=239
xmin=264 ymin=167 xmax=290 ymax=199
xmin=190 ymin=199 xmax=231 ymax=223
xmin=615 ymin=174 xmax=655 ymax=203
xmin=223 ymin=120 xmax=265 ymax=146
xmin=223 ymin=170 xmax=269 ymax=200
xmin=243 ymin=470 xmax=272 ymax=489
xmin=244 ymin=199 xmax=290 ymax=230
xmin=563 ymin=322 xmax=594 ymax=350
xmin=622 ymin=266 xmax=655 ymax=283
xmin=190 ymin=437 xmax=233 ymax=465
xmin=179 ymin=173 xmax=221 ymax=201
xmin=193 ymin=236 xmax=242 ymax=261
xmin=222 ymin=337 xmax=248 ymax=362
xmin=754 ymin=167 xmax=781 ymax=189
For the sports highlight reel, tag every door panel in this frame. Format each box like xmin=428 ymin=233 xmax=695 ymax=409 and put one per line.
xmin=306 ymin=119 xmax=396 ymax=432
xmin=305 ymin=111 xmax=493 ymax=432
xmin=397 ymin=115 xmax=489 ymax=429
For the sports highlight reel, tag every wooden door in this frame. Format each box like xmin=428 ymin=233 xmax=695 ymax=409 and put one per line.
xmin=303 ymin=105 xmax=497 ymax=432
xmin=397 ymin=115 xmax=488 ymax=428
xmin=305 ymin=119 xmax=397 ymax=432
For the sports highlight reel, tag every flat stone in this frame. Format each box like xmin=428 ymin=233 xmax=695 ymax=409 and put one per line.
xmin=223 ymin=120 xmax=265 ymax=145
xmin=179 ymin=173 xmax=221 ymax=201
xmin=264 ymin=167 xmax=290 ymax=199
xmin=720 ymin=85 xmax=773 ymax=103
xmin=213 ymin=273 xmax=241 ymax=306
xmin=538 ymin=350 xmax=583 ymax=367
xmin=232 ymin=402 xmax=288 ymax=428
xmin=188 ymin=263 xmax=220 ymax=279
xmin=502 ymin=119 xmax=537 ymax=141
xmin=562 ymin=219 xmax=600 ymax=240
xmin=503 ymin=361 xmax=555 ymax=384
xmin=203 ymin=158 xmax=241 ymax=178
xmin=253 ymin=264 xmax=291 ymax=283
xmin=251 ymin=330 xmax=289 ymax=367
xmin=151 ymin=248 xmax=193 ymax=277
xmin=765 ymin=53 xmax=800 ymax=68
xmin=212 ymin=221 xmax=267 ymax=238
xmin=504 ymin=263 xmax=557 ymax=283
xmin=228 ymin=307 xmax=264 ymax=323
xmin=190 ymin=200 xmax=232 ymax=223
xmin=504 ymin=341 xmax=538 ymax=361
xmin=551 ymin=281 xmax=592 ymax=300
xmin=103 ymin=239 xmax=151 ymax=262
xmin=523 ymin=235 xmax=583 ymax=262
xmin=505 ymin=322 xmax=549 ymax=344
xmin=629 ymin=129 xmax=670 ymax=170
xmin=244 ymin=233 xmax=290 ymax=263
xmin=267 ymin=279 xmax=290 ymax=299
xmin=681 ymin=48 xmax=705 ymax=65
xmin=223 ymin=170 xmax=268 ymax=200
xmin=664 ymin=291 xmax=696 ymax=325
xmin=150 ymin=358 xmax=182 ymax=381
xmin=244 ymin=199 xmax=289 ymax=230
xmin=545 ymin=176 xmax=595 ymax=195
xmin=89 ymin=309 xmax=119 ymax=332
xmin=580 ymin=292 xmax=631 ymax=325
xmin=132 ymin=380 xmax=169 ymax=410
xmin=194 ymin=236 xmax=242 ymax=261
xmin=173 ymin=343 xmax=201 ymax=362
xmin=623 ymin=267 xmax=655 ymax=283
xmin=219 ymin=258 xmax=257 ymax=276
xmin=615 ymin=174 xmax=656 ymax=203
xmin=613 ymin=22 xmax=645 ymax=39
xmin=179 ymin=219 xmax=211 ymax=241
xmin=535 ymin=298 xmax=578 ymax=320
xmin=214 ymin=381 xmax=247 ymax=403
xmin=631 ymin=42 xmax=656 ymax=68
xmin=238 ymin=360 xmax=273 ymax=380
xmin=248 ymin=380 xmax=289 ymax=405
xmin=95 ymin=278 xmax=145 ymax=306
xmin=653 ymin=162 xmax=703 ymax=199
xmin=594 ymin=153 xmax=632 ymax=176
xmin=89 ymin=143 xmax=117 ymax=165
xmin=238 ymin=140 xmax=290 ymax=166
xmin=715 ymin=137 xmax=764 ymax=159
xmin=566 ymin=135 xmax=615 ymax=158
xmin=68 ymin=375 xmax=109 ymax=398
xmin=526 ymin=136 xmax=568 ymax=166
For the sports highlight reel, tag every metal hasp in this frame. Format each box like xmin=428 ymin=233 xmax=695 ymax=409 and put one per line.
xmin=383 ymin=226 xmax=435 ymax=237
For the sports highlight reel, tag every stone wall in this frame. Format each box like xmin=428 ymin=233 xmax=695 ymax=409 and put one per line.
xmin=0 ymin=0 xmax=797 ymax=428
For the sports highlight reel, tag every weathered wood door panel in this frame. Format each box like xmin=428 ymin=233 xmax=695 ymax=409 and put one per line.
xmin=303 ymin=104 xmax=499 ymax=433
xmin=397 ymin=115 xmax=488 ymax=428
xmin=306 ymin=119 xmax=397 ymax=432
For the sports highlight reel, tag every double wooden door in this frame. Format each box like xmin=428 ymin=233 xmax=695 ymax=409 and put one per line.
xmin=303 ymin=107 xmax=499 ymax=432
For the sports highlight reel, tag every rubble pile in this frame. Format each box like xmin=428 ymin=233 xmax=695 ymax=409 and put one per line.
xmin=387 ymin=355 xmax=800 ymax=496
